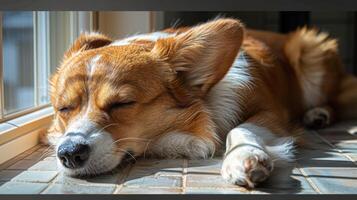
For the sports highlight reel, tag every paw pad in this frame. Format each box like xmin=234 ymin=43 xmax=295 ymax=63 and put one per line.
xmin=221 ymin=147 xmax=273 ymax=188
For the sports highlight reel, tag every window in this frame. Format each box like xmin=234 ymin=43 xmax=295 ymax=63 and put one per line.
xmin=2 ymin=12 xmax=35 ymax=116
xmin=0 ymin=11 xmax=94 ymax=122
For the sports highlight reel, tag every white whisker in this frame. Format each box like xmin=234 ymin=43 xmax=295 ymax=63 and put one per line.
xmin=111 ymin=137 xmax=152 ymax=145
xmin=114 ymin=147 xmax=137 ymax=161
xmin=96 ymin=123 xmax=120 ymax=134
xmin=143 ymin=139 xmax=153 ymax=159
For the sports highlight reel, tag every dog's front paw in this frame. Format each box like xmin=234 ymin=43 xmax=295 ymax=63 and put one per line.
xmin=221 ymin=146 xmax=273 ymax=188
xmin=303 ymin=107 xmax=330 ymax=129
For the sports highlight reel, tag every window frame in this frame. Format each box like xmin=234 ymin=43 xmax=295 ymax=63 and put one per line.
xmin=0 ymin=12 xmax=96 ymax=165
xmin=0 ymin=11 xmax=155 ymax=165
xmin=0 ymin=11 xmax=95 ymax=123
xmin=0 ymin=12 xmax=4 ymax=121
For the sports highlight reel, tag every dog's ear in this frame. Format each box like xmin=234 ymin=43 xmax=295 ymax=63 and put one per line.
xmin=152 ymin=18 xmax=244 ymax=97
xmin=64 ymin=32 xmax=112 ymax=60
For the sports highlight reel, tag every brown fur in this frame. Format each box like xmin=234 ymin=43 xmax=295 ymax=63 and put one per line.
xmin=45 ymin=18 xmax=357 ymax=159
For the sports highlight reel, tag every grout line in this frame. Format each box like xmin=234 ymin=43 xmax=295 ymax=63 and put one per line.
xmin=39 ymin=172 xmax=60 ymax=194
xmin=296 ymin=165 xmax=322 ymax=194
xmin=2 ymin=144 xmax=58 ymax=194
xmin=113 ymin=184 xmax=123 ymax=194
xmin=121 ymin=186 xmax=182 ymax=189
xmin=181 ymin=159 xmax=188 ymax=194
xmin=312 ymin=131 xmax=357 ymax=166
xmin=121 ymin=185 xmax=249 ymax=193
xmin=38 ymin=161 xmax=60 ymax=194
xmin=9 ymin=139 xmax=350 ymax=194
xmin=152 ymin=174 xmax=185 ymax=177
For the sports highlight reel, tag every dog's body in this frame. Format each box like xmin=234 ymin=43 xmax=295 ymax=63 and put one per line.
xmin=45 ymin=18 xmax=357 ymax=188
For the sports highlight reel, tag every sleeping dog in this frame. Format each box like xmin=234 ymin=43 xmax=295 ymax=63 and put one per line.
xmin=43 ymin=18 xmax=357 ymax=188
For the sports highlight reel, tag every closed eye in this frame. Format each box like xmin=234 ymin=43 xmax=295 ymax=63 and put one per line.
xmin=109 ymin=101 xmax=136 ymax=110
xmin=58 ymin=106 xmax=72 ymax=113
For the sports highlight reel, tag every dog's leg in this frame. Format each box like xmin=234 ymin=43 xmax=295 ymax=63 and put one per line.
xmin=303 ymin=105 xmax=335 ymax=129
xmin=221 ymin=112 xmax=295 ymax=188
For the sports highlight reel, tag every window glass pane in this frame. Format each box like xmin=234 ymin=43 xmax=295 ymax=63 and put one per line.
xmin=34 ymin=11 xmax=73 ymax=107
xmin=3 ymin=12 xmax=34 ymax=115
xmin=49 ymin=12 xmax=73 ymax=73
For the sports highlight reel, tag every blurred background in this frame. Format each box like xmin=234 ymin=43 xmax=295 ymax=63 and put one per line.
xmin=1 ymin=11 xmax=356 ymax=120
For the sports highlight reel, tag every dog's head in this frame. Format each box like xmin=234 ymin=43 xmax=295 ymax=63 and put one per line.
xmin=49 ymin=18 xmax=244 ymax=176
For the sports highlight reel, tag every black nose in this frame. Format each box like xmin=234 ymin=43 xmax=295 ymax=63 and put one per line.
xmin=57 ymin=141 xmax=90 ymax=169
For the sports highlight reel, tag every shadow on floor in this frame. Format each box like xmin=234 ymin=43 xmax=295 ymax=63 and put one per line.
xmin=2 ymin=120 xmax=356 ymax=194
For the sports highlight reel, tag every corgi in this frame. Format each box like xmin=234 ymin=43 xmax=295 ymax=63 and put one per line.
xmin=43 ymin=18 xmax=357 ymax=188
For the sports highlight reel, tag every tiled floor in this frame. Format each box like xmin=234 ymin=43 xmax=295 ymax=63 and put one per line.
xmin=0 ymin=121 xmax=357 ymax=194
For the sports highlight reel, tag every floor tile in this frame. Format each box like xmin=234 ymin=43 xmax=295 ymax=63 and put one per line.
xmin=333 ymin=141 xmax=357 ymax=154
xmin=7 ymin=160 xmax=38 ymax=170
xmin=296 ymin=149 xmax=354 ymax=168
xmin=186 ymin=174 xmax=236 ymax=188
xmin=43 ymin=157 xmax=57 ymax=161
xmin=124 ymin=175 xmax=182 ymax=188
xmin=28 ymin=160 xmax=58 ymax=171
xmin=185 ymin=187 xmax=247 ymax=194
xmin=129 ymin=159 xmax=184 ymax=176
xmin=255 ymin=167 xmax=317 ymax=194
xmin=346 ymin=153 xmax=357 ymax=162
xmin=318 ymin=129 xmax=356 ymax=143
xmin=321 ymin=121 xmax=357 ymax=132
xmin=0 ymin=170 xmax=24 ymax=181
xmin=11 ymin=171 xmax=58 ymax=183
xmin=35 ymin=145 xmax=53 ymax=152
xmin=42 ymin=183 xmax=115 ymax=194
xmin=118 ymin=187 xmax=181 ymax=194
xmin=187 ymin=159 xmax=222 ymax=174
xmin=300 ymin=131 xmax=332 ymax=150
xmin=54 ymin=172 xmax=120 ymax=186
xmin=0 ymin=182 xmax=48 ymax=194
xmin=1 ymin=120 xmax=357 ymax=194
xmin=0 ymin=153 xmax=30 ymax=170
xmin=23 ymin=150 xmax=55 ymax=161
xmin=302 ymin=168 xmax=357 ymax=194
xmin=249 ymin=190 xmax=269 ymax=194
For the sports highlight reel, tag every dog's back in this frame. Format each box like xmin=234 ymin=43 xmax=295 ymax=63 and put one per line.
xmin=251 ymin=28 xmax=357 ymax=120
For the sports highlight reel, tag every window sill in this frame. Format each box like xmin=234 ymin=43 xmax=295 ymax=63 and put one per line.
xmin=0 ymin=107 xmax=54 ymax=164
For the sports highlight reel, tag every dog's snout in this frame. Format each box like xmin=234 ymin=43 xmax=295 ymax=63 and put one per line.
xmin=57 ymin=140 xmax=90 ymax=169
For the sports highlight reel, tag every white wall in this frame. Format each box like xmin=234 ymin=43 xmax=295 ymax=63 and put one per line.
xmin=98 ymin=11 xmax=153 ymax=39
